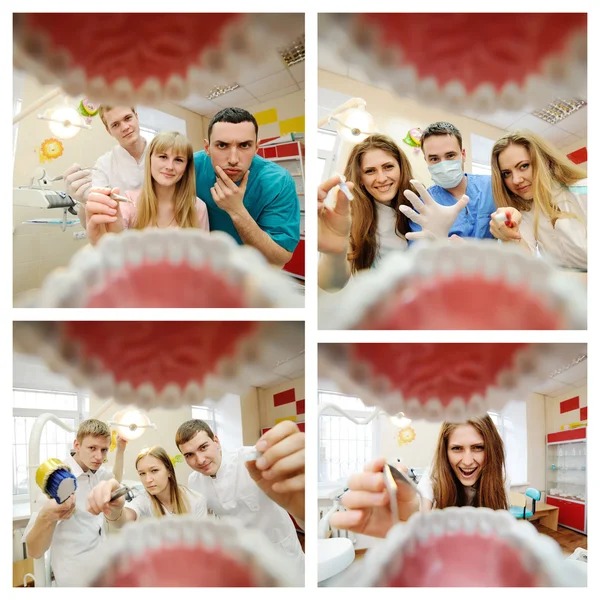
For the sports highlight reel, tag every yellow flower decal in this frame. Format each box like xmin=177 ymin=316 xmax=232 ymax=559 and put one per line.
xmin=397 ymin=427 xmax=416 ymax=446
xmin=109 ymin=430 xmax=117 ymax=452
xmin=170 ymin=454 xmax=183 ymax=466
xmin=39 ymin=138 xmax=64 ymax=163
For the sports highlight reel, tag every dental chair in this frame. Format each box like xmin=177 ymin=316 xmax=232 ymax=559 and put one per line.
xmin=510 ymin=488 xmax=541 ymax=520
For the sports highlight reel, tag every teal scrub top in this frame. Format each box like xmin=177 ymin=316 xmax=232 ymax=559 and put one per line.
xmin=194 ymin=151 xmax=300 ymax=252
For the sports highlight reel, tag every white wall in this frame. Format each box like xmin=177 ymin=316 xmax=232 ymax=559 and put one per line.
xmin=380 ymin=418 xmax=441 ymax=472
xmin=525 ymin=393 xmax=547 ymax=496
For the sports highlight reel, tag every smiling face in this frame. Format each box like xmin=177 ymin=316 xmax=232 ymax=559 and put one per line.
xmin=360 ymin=149 xmax=401 ymax=204
xmin=498 ymin=144 xmax=534 ymax=200
xmin=137 ymin=454 xmax=171 ymax=496
xmin=150 ymin=146 xmax=188 ymax=188
xmin=204 ymin=121 xmax=257 ymax=183
xmin=74 ymin=435 xmax=110 ymax=471
xmin=446 ymin=424 xmax=486 ymax=487
xmin=179 ymin=431 xmax=222 ymax=476
xmin=103 ymin=107 xmax=141 ymax=148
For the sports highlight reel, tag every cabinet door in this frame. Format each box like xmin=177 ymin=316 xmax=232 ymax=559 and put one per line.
xmin=546 ymin=498 xmax=585 ymax=532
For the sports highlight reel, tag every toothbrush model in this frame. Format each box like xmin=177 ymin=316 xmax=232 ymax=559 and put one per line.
xmin=26 ymin=229 xmax=302 ymax=308
xmin=73 ymin=514 xmax=302 ymax=586
xmin=36 ymin=458 xmax=77 ymax=504
xmin=319 ymin=13 xmax=586 ymax=113
xmin=319 ymin=342 xmax=586 ymax=421
xmin=319 ymin=238 xmax=586 ymax=330
xmin=337 ymin=507 xmax=585 ymax=586
xmin=13 ymin=14 xmax=303 ymax=106
xmin=14 ymin=321 xmax=302 ymax=409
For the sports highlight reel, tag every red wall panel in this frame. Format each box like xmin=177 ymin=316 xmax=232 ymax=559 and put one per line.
xmin=274 ymin=388 xmax=296 ymax=407
xmin=560 ymin=396 xmax=580 ymax=414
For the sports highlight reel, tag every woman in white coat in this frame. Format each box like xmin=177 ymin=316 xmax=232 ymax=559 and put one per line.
xmin=489 ymin=129 xmax=587 ymax=271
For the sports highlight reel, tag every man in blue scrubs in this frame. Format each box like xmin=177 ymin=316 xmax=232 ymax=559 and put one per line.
xmin=194 ymin=107 xmax=300 ymax=267
xmin=409 ymin=121 xmax=495 ymax=240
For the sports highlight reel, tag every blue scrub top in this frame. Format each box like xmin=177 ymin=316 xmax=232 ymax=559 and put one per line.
xmin=408 ymin=173 xmax=496 ymax=240
xmin=194 ymin=151 xmax=300 ymax=252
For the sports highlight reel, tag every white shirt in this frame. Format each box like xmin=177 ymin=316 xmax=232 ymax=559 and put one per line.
xmin=127 ymin=486 xmax=208 ymax=520
xmin=23 ymin=455 xmax=114 ymax=587
xmin=92 ymin=142 xmax=148 ymax=193
xmin=519 ymin=179 xmax=587 ymax=271
xmin=188 ymin=448 xmax=304 ymax=570
xmin=417 ymin=466 xmax=511 ymax=507
xmin=376 ymin=202 xmax=408 ymax=261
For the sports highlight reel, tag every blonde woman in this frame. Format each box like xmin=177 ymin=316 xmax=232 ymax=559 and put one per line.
xmin=490 ymin=130 xmax=587 ymax=270
xmin=87 ymin=446 xmax=207 ymax=525
xmin=85 ymin=131 xmax=209 ymax=245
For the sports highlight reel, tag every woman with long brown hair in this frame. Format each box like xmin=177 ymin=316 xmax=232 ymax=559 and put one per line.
xmin=330 ymin=416 xmax=508 ymax=538
xmin=489 ymin=129 xmax=587 ymax=270
xmin=318 ymin=134 xmax=416 ymax=291
xmin=87 ymin=446 xmax=208 ymax=525
xmin=85 ymin=131 xmax=209 ymax=245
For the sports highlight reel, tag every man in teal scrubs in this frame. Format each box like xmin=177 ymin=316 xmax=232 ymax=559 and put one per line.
xmin=194 ymin=107 xmax=300 ymax=268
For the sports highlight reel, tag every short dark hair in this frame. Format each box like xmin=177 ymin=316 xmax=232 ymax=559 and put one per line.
xmin=421 ymin=121 xmax=463 ymax=153
xmin=175 ymin=419 xmax=215 ymax=449
xmin=208 ymin=107 xmax=259 ymax=141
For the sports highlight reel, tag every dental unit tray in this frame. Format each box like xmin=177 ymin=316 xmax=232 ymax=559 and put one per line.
xmin=14 ymin=187 xmax=79 ymax=232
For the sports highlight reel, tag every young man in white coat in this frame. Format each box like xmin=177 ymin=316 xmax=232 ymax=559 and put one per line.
xmin=176 ymin=418 xmax=305 ymax=572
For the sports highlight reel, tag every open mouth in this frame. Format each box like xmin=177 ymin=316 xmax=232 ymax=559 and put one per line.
xmin=319 ymin=342 xmax=586 ymax=421
xmin=458 ymin=466 xmax=478 ymax=479
xmin=13 ymin=14 xmax=303 ymax=105
xmin=71 ymin=514 xmax=302 ymax=586
xmin=337 ymin=507 xmax=583 ymax=586
xmin=14 ymin=321 xmax=302 ymax=408
xmin=24 ymin=229 xmax=301 ymax=309
xmin=375 ymin=184 xmax=394 ymax=193
xmin=319 ymin=239 xmax=586 ymax=330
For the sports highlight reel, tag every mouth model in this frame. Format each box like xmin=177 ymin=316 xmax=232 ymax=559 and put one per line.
xmin=319 ymin=342 xmax=585 ymax=421
xmin=319 ymin=240 xmax=586 ymax=330
xmin=25 ymin=229 xmax=301 ymax=308
xmin=13 ymin=14 xmax=303 ymax=105
xmin=72 ymin=514 xmax=301 ymax=586
xmin=14 ymin=321 xmax=302 ymax=408
xmin=338 ymin=507 xmax=583 ymax=586
xmin=319 ymin=13 xmax=586 ymax=113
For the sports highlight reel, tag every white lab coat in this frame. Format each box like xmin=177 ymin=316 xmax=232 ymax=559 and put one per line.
xmin=23 ymin=455 xmax=114 ymax=587
xmin=92 ymin=142 xmax=148 ymax=193
xmin=519 ymin=179 xmax=587 ymax=270
xmin=127 ymin=486 xmax=208 ymax=520
xmin=376 ymin=201 xmax=408 ymax=261
xmin=188 ymin=448 xmax=304 ymax=571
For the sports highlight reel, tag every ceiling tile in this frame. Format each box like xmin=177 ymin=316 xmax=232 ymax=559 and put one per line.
xmin=256 ymin=83 xmax=301 ymax=104
xmin=507 ymin=113 xmax=554 ymax=134
xmin=245 ymin=70 xmax=296 ymax=97
xmin=176 ymin=94 xmax=222 ymax=117
xmin=557 ymin=133 xmax=582 ymax=149
xmin=235 ymin=52 xmax=287 ymax=86
xmin=474 ymin=109 xmax=526 ymax=130
xmin=542 ymin=126 xmax=575 ymax=146
xmin=210 ymin=87 xmax=259 ymax=109
xmin=288 ymin=62 xmax=305 ymax=83
xmin=554 ymin=106 xmax=587 ymax=135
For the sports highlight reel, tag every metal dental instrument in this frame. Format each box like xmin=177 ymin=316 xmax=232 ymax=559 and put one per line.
xmin=110 ymin=484 xmax=137 ymax=503
xmin=383 ymin=464 xmax=400 ymax=524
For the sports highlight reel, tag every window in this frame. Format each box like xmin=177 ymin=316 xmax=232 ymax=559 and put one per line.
xmin=472 ymin=162 xmax=492 ymax=176
xmin=13 ymin=389 xmax=89 ymax=501
xmin=139 ymin=126 xmax=157 ymax=144
xmin=317 ymin=128 xmax=339 ymax=183
xmin=489 ymin=400 xmax=528 ymax=486
xmin=192 ymin=394 xmax=242 ymax=451
xmin=318 ymin=391 xmax=381 ymax=483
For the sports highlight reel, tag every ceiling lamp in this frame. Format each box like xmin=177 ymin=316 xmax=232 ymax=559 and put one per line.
xmin=533 ymin=99 xmax=587 ymax=125
xmin=109 ymin=407 xmax=157 ymax=442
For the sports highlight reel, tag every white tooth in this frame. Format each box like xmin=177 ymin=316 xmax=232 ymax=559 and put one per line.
xmin=443 ymin=80 xmax=468 ymax=113
xmin=186 ymin=66 xmax=213 ymax=97
xmin=499 ymin=81 xmax=525 ymax=112
xmin=165 ymin=231 xmax=185 ymax=265
xmin=87 ymin=76 xmax=109 ymax=101
xmin=97 ymin=233 xmax=125 ymax=273
xmin=120 ymin=231 xmax=145 ymax=266
xmin=139 ymin=77 xmax=163 ymax=106
xmin=416 ymin=76 xmax=439 ymax=106
xmin=115 ymin=380 xmax=135 ymax=405
xmin=141 ymin=229 xmax=166 ymax=264
xmin=90 ymin=371 xmax=115 ymax=399
xmin=111 ymin=77 xmax=135 ymax=105
xmin=466 ymin=393 xmax=487 ymax=417
xmin=61 ymin=66 xmax=87 ymax=97
xmin=405 ymin=397 xmax=424 ymax=420
xmin=183 ymin=381 xmax=203 ymax=405
xmin=446 ymin=397 xmax=467 ymax=422
xmin=471 ymin=83 xmax=497 ymax=114
xmin=158 ymin=383 xmax=181 ymax=406
xmin=136 ymin=383 xmax=157 ymax=408
xmin=423 ymin=398 xmax=444 ymax=421
xmin=165 ymin=74 xmax=188 ymax=102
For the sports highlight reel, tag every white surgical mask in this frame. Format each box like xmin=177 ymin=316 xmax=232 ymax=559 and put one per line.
xmin=428 ymin=159 xmax=464 ymax=189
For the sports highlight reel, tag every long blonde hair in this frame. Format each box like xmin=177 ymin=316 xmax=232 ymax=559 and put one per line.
xmin=133 ymin=131 xmax=198 ymax=230
xmin=135 ymin=446 xmax=190 ymax=517
xmin=431 ymin=416 xmax=508 ymax=511
xmin=344 ymin=134 xmax=415 ymax=272
xmin=491 ymin=130 xmax=586 ymax=238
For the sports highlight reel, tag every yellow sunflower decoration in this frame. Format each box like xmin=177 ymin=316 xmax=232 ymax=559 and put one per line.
xmin=397 ymin=427 xmax=416 ymax=446
xmin=170 ymin=454 xmax=184 ymax=466
xmin=38 ymin=138 xmax=64 ymax=163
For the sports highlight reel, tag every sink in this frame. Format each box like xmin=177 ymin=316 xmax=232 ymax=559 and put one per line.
xmin=318 ymin=538 xmax=355 ymax=583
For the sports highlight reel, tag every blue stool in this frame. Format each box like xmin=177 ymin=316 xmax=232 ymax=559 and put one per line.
xmin=509 ymin=488 xmax=541 ymax=519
